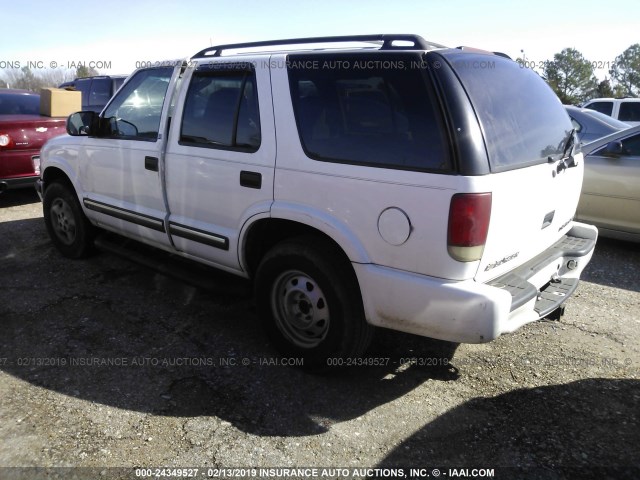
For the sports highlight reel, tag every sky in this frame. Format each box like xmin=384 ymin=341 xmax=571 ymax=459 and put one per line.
xmin=1 ymin=0 xmax=638 ymax=80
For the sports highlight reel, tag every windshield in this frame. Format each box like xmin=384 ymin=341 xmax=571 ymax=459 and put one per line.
xmin=447 ymin=53 xmax=573 ymax=171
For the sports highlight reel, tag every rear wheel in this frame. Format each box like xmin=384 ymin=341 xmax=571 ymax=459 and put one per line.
xmin=255 ymin=236 xmax=373 ymax=369
xmin=43 ymin=181 xmax=95 ymax=258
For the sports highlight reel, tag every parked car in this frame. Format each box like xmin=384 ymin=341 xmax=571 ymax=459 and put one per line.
xmin=0 ymin=89 xmax=66 ymax=192
xmin=38 ymin=34 xmax=597 ymax=368
xmin=575 ymin=125 xmax=640 ymax=242
xmin=565 ymin=105 xmax=630 ymax=143
xmin=581 ymin=97 xmax=640 ymax=126
xmin=59 ymin=75 xmax=127 ymax=113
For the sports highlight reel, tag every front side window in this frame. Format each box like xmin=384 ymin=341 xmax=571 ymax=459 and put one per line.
xmin=585 ymin=101 xmax=614 ymax=116
xmin=102 ymin=67 xmax=173 ymax=140
xmin=596 ymin=133 xmax=640 ymax=157
xmin=618 ymin=102 xmax=640 ymax=123
xmin=287 ymin=53 xmax=450 ymax=172
xmin=180 ymin=67 xmax=260 ymax=152
xmin=621 ymin=133 xmax=640 ymax=156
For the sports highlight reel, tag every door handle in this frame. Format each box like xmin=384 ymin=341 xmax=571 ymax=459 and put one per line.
xmin=240 ymin=170 xmax=261 ymax=189
xmin=145 ymin=156 xmax=159 ymax=172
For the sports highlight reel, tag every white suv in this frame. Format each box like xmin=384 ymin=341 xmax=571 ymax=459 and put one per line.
xmin=581 ymin=97 xmax=640 ymax=126
xmin=38 ymin=35 xmax=597 ymax=368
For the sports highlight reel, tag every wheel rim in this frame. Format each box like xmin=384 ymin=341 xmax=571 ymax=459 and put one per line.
xmin=49 ymin=197 xmax=77 ymax=245
xmin=270 ymin=270 xmax=330 ymax=348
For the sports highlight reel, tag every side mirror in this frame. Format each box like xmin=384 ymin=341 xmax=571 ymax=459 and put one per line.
xmin=602 ymin=140 xmax=623 ymax=157
xmin=66 ymin=111 xmax=99 ymax=136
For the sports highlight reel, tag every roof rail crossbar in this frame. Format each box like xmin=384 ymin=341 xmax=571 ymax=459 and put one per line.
xmin=192 ymin=34 xmax=445 ymax=58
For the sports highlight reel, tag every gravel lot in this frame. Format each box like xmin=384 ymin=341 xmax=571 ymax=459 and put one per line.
xmin=0 ymin=188 xmax=638 ymax=479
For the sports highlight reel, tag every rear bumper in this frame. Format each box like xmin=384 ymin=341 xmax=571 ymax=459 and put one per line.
xmin=0 ymin=175 xmax=39 ymax=193
xmin=1 ymin=149 xmax=40 ymax=193
xmin=354 ymin=222 xmax=598 ymax=343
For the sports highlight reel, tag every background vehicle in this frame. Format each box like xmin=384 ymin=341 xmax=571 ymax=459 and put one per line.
xmin=38 ymin=35 xmax=597 ymax=368
xmin=565 ymin=105 xmax=630 ymax=143
xmin=0 ymin=89 xmax=66 ymax=192
xmin=581 ymin=97 xmax=640 ymax=126
xmin=59 ymin=75 xmax=127 ymax=113
xmin=576 ymin=125 xmax=640 ymax=242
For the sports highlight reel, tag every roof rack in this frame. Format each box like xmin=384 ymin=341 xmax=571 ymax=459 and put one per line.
xmin=192 ymin=34 xmax=445 ymax=58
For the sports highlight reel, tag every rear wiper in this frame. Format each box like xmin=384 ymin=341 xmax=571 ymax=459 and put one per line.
xmin=549 ymin=129 xmax=579 ymax=173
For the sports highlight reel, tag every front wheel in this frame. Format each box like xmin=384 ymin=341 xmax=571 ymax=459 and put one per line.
xmin=43 ymin=181 xmax=95 ymax=259
xmin=255 ymin=236 xmax=373 ymax=370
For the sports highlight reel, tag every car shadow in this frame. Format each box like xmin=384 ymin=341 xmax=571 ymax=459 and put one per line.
xmin=376 ymin=378 xmax=640 ymax=478
xmin=1 ymin=217 xmax=460 ymax=437
xmin=0 ymin=188 xmax=40 ymax=207
xmin=581 ymin=237 xmax=640 ymax=294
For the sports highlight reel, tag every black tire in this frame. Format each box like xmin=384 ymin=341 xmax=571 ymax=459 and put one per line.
xmin=255 ymin=236 xmax=374 ymax=370
xmin=43 ymin=181 xmax=95 ymax=259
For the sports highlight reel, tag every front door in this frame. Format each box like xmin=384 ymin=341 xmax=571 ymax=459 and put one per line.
xmin=79 ymin=66 xmax=180 ymax=249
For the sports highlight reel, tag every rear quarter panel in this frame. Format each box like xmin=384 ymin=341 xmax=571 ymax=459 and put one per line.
xmin=0 ymin=115 xmax=66 ymax=178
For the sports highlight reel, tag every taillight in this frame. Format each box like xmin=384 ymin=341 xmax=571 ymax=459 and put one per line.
xmin=448 ymin=193 xmax=492 ymax=262
xmin=32 ymin=156 xmax=41 ymax=175
xmin=0 ymin=133 xmax=11 ymax=147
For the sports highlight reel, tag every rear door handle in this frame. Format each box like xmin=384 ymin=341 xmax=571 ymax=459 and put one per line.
xmin=240 ymin=170 xmax=261 ymax=189
xmin=145 ymin=156 xmax=159 ymax=172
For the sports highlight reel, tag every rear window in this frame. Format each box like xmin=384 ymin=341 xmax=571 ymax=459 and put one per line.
xmin=619 ymin=102 xmax=640 ymax=122
xmin=0 ymin=93 xmax=40 ymax=115
xmin=287 ymin=53 xmax=450 ymax=172
xmin=448 ymin=54 xmax=573 ymax=171
xmin=585 ymin=101 xmax=614 ymax=116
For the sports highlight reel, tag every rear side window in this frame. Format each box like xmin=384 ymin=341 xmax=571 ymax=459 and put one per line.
xmin=585 ymin=101 xmax=614 ymax=116
xmin=74 ymin=79 xmax=92 ymax=107
xmin=448 ymin=54 xmax=573 ymax=171
xmin=618 ymin=102 xmax=640 ymax=122
xmin=89 ymin=78 xmax=112 ymax=108
xmin=180 ymin=66 xmax=260 ymax=152
xmin=287 ymin=53 xmax=450 ymax=172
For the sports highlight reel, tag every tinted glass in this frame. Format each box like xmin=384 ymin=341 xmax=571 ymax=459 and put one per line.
xmin=89 ymin=78 xmax=112 ymax=108
xmin=102 ymin=67 xmax=173 ymax=140
xmin=74 ymin=79 xmax=92 ymax=107
xmin=287 ymin=53 xmax=450 ymax=172
xmin=618 ymin=102 xmax=640 ymax=122
xmin=114 ymin=77 xmax=125 ymax=91
xmin=450 ymin=54 xmax=573 ymax=171
xmin=180 ymin=69 xmax=260 ymax=151
xmin=0 ymin=93 xmax=40 ymax=115
xmin=621 ymin=133 xmax=640 ymax=156
xmin=585 ymin=101 xmax=614 ymax=116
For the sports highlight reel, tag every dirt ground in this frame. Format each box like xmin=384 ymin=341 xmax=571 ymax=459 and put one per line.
xmin=0 ymin=188 xmax=638 ymax=480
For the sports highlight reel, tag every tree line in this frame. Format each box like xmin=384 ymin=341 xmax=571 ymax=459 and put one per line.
xmin=0 ymin=65 xmax=99 ymax=90
xmin=529 ymin=43 xmax=640 ymax=105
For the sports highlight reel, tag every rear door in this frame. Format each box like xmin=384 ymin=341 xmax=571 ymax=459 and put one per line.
xmin=436 ymin=52 xmax=584 ymax=282
xmin=578 ymin=132 xmax=640 ymax=234
xmin=163 ymin=57 xmax=275 ymax=272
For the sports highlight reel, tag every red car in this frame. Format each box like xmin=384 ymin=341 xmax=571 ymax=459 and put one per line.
xmin=0 ymin=89 xmax=67 ymax=192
